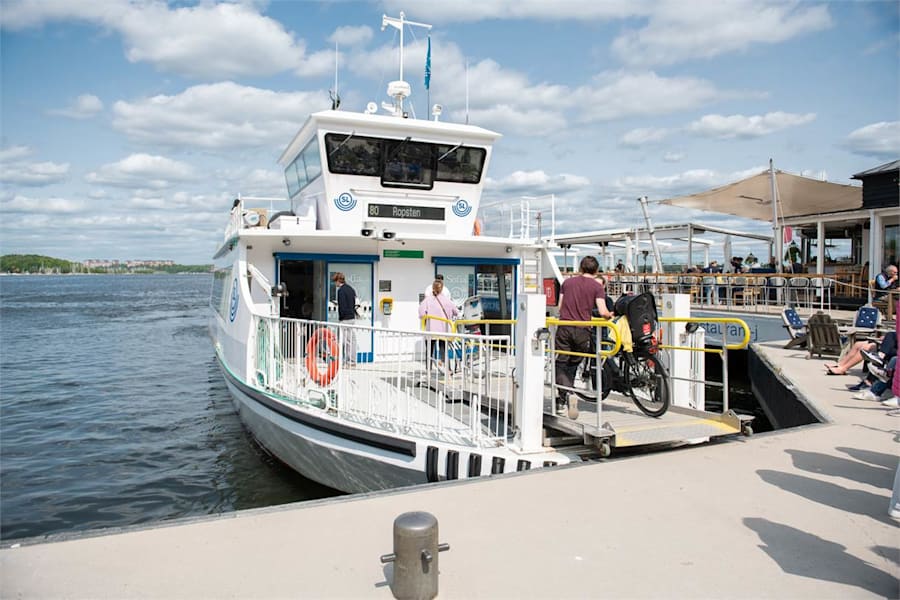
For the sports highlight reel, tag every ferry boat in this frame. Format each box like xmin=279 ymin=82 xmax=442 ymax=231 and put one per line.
xmin=210 ymin=13 xmax=578 ymax=493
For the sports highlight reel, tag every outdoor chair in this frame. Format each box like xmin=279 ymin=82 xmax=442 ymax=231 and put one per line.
xmin=781 ymin=306 xmax=807 ymax=349
xmin=765 ymin=276 xmax=786 ymax=306
xmin=807 ymin=277 xmax=832 ymax=311
xmin=853 ymin=304 xmax=881 ymax=331
xmin=806 ymin=311 xmax=843 ymax=359
xmin=788 ymin=277 xmax=810 ymax=309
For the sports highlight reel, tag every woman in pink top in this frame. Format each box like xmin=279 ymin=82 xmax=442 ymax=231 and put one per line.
xmin=419 ymin=280 xmax=459 ymax=369
xmin=418 ymin=280 xmax=459 ymax=331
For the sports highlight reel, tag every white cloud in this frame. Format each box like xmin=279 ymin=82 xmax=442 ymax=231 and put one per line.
xmin=1 ymin=1 xmax=327 ymax=79
xmin=48 ymin=94 xmax=103 ymax=119
xmin=663 ymin=152 xmax=685 ymax=163
xmin=352 ymin=40 xmax=742 ymax=132
xmin=85 ymin=154 xmax=197 ymax=189
xmin=0 ymin=146 xmax=32 ymax=162
xmin=0 ymin=194 xmax=82 ymax=213
xmin=112 ymin=82 xmax=323 ymax=150
xmin=686 ymin=112 xmax=816 ymax=139
xmin=381 ymin=0 xmax=650 ymax=23
xmin=612 ymin=0 xmax=833 ymax=67
xmin=620 ymin=127 xmax=672 ymax=148
xmin=329 ymin=25 xmax=374 ymax=47
xmin=843 ymin=121 xmax=900 ymax=159
xmin=0 ymin=146 xmax=70 ymax=186
xmin=575 ymin=71 xmax=735 ymax=122
xmin=609 ymin=165 xmax=765 ymax=198
xmin=457 ymin=106 xmax=566 ymax=137
xmin=486 ymin=170 xmax=590 ymax=195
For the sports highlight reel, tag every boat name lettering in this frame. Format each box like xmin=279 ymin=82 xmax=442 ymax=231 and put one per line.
xmin=703 ymin=321 xmax=756 ymax=342
xmin=368 ymin=203 xmax=445 ymax=221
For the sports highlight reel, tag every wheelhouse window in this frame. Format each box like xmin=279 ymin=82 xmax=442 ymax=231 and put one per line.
xmin=435 ymin=144 xmax=485 ymax=184
xmin=284 ymin=138 xmax=324 ymax=199
xmin=324 ymin=133 xmax=486 ymax=190
xmin=382 ymin=138 xmax=434 ymax=189
xmin=325 ymin=134 xmax=382 ymax=176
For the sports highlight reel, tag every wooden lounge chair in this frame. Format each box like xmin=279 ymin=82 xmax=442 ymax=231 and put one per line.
xmin=806 ymin=311 xmax=843 ymax=359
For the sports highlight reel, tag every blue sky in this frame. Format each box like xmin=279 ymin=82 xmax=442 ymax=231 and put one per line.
xmin=1 ymin=0 xmax=897 ymax=264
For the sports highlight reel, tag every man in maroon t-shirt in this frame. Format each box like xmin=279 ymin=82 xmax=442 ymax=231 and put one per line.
xmin=555 ymin=256 xmax=612 ymax=417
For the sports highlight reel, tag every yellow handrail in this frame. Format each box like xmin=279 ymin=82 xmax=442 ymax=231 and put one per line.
xmin=658 ymin=316 xmax=751 ymax=351
xmin=544 ymin=317 xmax=622 ymax=358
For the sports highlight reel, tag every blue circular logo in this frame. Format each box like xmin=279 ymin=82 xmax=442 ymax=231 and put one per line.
xmin=334 ymin=192 xmax=356 ymax=211
xmin=452 ymin=198 xmax=472 ymax=217
xmin=229 ymin=278 xmax=239 ymax=322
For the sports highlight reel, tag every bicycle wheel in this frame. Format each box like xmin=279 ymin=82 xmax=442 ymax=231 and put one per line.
xmin=574 ymin=358 xmax=615 ymax=401
xmin=573 ymin=358 xmax=598 ymax=401
xmin=626 ymin=355 xmax=670 ymax=417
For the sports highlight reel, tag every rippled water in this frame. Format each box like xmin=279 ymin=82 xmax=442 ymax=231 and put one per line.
xmin=0 ymin=274 xmax=338 ymax=541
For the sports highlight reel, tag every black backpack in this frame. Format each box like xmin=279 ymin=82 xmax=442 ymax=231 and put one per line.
xmin=614 ymin=292 xmax=658 ymax=347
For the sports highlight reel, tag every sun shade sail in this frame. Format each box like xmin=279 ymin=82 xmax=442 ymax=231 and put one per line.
xmin=660 ymin=170 xmax=862 ymax=221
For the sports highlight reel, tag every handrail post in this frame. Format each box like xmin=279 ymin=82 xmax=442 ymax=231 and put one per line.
xmin=721 ymin=326 xmax=730 ymax=414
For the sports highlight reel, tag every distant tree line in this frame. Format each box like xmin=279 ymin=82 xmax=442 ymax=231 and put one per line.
xmin=0 ymin=254 xmax=211 ymax=274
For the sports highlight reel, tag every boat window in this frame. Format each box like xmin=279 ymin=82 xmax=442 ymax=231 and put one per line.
xmin=210 ymin=267 xmax=231 ymax=319
xmin=284 ymin=138 xmax=323 ymax=199
xmin=435 ymin=144 xmax=485 ymax=184
xmin=302 ymin=139 xmax=322 ymax=183
xmin=382 ymin=138 xmax=434 ymax=189
xmin=325 ymin=133 xmax=382 ymax=177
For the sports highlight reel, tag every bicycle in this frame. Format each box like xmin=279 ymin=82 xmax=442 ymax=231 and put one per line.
xmin=574 ymin=293 xmax=670 ymax=418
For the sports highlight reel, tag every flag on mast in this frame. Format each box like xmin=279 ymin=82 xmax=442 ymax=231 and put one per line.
xmin=424 ymin=35 xmax=431 ymax=90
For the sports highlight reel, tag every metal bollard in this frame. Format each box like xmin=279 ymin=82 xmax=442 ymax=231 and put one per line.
xmin=380 ymin=511 xmax=450 ymax=600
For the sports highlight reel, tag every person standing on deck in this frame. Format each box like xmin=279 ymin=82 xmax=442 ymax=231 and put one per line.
xmin=555 ymin=256 xmax=612 ymax=418
xmin=418 ymin=279 xmax=459 ymax=372
xmin=332 ymin=272 xmax=357 ymax=364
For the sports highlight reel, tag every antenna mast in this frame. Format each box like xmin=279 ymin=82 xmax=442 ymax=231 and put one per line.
xmin=381 ymin=11 xmax=431 ymax=116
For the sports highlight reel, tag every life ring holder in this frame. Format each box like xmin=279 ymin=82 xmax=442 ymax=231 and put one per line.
xmin=305 ymin=327 xmax=340 ymax=386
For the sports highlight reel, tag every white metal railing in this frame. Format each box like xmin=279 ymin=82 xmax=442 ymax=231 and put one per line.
xmin=479 ymin=194 xmax=557 ymax=241
xmin=250 ymin=315 xmax=514 ymax=447
xmin=600 ymin=273 xmax=840 ymax=313
xmin=223 ymin=196 xmax=296 ymax=243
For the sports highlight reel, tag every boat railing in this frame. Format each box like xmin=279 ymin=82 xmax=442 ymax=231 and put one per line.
xmin=224 ymin=196 xmax=295 ymax=242
xmin=250 ymin=315 xmax=515 ymax=448
xmin=479 ymin=194 xmax=557 ymax=241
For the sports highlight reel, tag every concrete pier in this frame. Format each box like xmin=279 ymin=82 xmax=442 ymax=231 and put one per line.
xmin=2 ymin=340 xmax=898 ymax=598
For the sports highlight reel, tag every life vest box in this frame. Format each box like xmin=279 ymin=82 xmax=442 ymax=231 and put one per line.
xmin=269 ymin=213 xmax=316 ymax=232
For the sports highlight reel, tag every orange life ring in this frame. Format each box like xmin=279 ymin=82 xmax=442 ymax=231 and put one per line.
xmin=305 ymin=328 xmax=340 ymax=386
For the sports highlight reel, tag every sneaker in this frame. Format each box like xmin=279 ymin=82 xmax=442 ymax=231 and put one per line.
xmin=846 ymin=381 xmax=869 ymax=391
xmin=869 ymin=364 xmax=890 ymax=383
xmin=881 ymin=396 xmax=899 ymax=408
xmin=556 ymin=402 xmax=567 ymax=417
xmin=860 ymin=349 xmax=884 ymax=367
xmin=852 ymin=389 xmax=879 ymax=401
xmin=567 ymin=393 xmax=580 ymax=420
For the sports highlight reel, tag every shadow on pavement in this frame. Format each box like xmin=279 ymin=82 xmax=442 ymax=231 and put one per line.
xmin=744 ymin=517 xmax=896 ymax=598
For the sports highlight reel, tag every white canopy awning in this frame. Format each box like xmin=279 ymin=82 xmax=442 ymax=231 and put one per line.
xmin=659 ymin=170 xmax=862 ymax=221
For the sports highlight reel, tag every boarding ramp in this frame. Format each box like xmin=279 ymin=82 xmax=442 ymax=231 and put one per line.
xmin=544 ymin=303 xmax=753 ymax=458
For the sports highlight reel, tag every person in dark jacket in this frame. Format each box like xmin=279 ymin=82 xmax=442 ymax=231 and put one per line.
xmin=333 ymin=272 xmax=357 ymax=322
xmin=332 ymin=272 xmax=357 ymax=364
